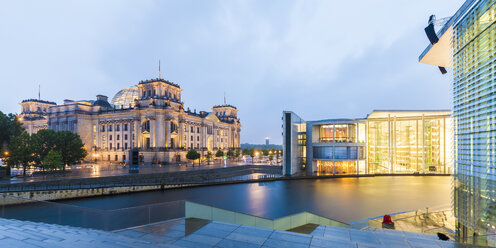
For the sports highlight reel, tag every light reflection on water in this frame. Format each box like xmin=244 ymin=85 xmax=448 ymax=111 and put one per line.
xmin=59 ymin=176 xmax=451 ymax=223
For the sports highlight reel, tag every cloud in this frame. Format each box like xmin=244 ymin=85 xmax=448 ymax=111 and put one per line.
xmin=0 ymin=0 xmax=464 ymax=144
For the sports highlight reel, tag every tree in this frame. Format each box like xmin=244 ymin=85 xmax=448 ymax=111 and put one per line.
xmin=205 ymin=151 xmax=213 ymax=164
xmin=5 ymin=133 xmax=33 ymax=175
xmin=226 ymin=150 xmax=234 ymax=160
xmin=234 ymin=149 xmax=241 ymax=161
xmin=262 ymin=149 xmax=269 ymax=156
xmin=55 ymin=131 xmax=87 ymax=170
xmin=186 ymin=149 xmax=200 ymax=166
xmin=268 ymin=155 xmax=274 ymax=165
xmin=270 ymin=148 xmax=276 ymax=154
xmin=31 ymin=129 xmax=58 ymax=170
xmin=0 ymin=111 xmax=24 ymax=153
xmin=43 ymin=149 xmax=63 ymax=170
xmin=258 ymin=150 xmax=264 ymax=162
xmin=242 ymin=148 xmax=249 ymax=157
xmin=248 ymin=148 xmax=255 ymax=164
xmin=215 ymin=150 xmax=224 ymax=158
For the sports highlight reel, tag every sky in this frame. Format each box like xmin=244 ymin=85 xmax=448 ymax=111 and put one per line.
xmin=0 ymin=0 xmax=465 ymax=144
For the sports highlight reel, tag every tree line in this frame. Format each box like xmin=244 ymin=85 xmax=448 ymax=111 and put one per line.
xmin=185 ymin=147 xmax=283 ymax=165
xmin=0 ymin=111 xmax=87 ymax=175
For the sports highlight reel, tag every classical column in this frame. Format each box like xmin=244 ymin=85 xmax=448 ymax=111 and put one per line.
xmin=134 ymin=119 xmax=140 ymax=148
xmin=151 ymin=118 xmax=156 ymax=148
xmin=165 ymin=119 xmax=171 ymax=148
xmin=178 ymin=121 xmax=184 ymax=148
xmin=156 ymin=114 xmax=165 ymax=148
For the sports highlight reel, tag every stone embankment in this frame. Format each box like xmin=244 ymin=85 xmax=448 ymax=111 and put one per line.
xmin=0 ymin=165 xmax=282 ymax=204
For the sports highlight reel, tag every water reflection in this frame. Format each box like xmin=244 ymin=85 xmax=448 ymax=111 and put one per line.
xmin=59 ymin=176 xmax=451 ymax=223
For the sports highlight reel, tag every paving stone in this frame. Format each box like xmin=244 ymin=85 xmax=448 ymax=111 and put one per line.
xmin=0 ymin=237 xmax=41 ymax=248
xmin=182 ymin=233 xmax=222 ymax=246
xmin=173 ymin=239 xmax=214 ymax=248
xmin=226 ymin=232 xmax=268 ymax=245
xmin=209 ymin=221 xmax=240 ymax=232
xmin=262 ymin=238 xmax=309 ymax=248
xmin=269 ymin=231 xmax=312 ymax=245
xmin=215 ymin=238 xmax=261 ymax=248
xmin=195 ymin=227 xmax=232 ymax=238
xmin=311 ymin=236 xmax=357 ymax=248
xmin=234 ymin=226 xmax=273 ymax=239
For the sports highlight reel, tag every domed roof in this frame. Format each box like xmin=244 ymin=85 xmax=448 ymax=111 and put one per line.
xmin=111 ymin=86 xmax=139 ymax=108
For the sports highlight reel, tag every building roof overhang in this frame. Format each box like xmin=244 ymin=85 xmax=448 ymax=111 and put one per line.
xmin=367 ymin=110 xmax=452 ymax=119
xmin=419 ymin=26 xmax=452 ymax=68
xmin=418 ymin=0 xmax=480 ymax=68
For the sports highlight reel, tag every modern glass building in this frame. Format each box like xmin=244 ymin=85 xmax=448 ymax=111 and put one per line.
xmin=283 ymin=110 xmax=453 ymax=176
xmin=419 ymin=0 xmax=496 ymax=243
xmin=282 ymin=111 xmax=306 ymax=176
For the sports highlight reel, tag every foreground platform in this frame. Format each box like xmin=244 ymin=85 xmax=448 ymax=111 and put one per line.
xmin=0 ymin=217 xmax=488 ymax=248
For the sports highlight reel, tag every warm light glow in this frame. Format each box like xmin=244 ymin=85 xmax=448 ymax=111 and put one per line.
xmin=255 ymin=152 xmax=259 ymax=156
xmin=4 ymin=151 xmax=8 ymax=156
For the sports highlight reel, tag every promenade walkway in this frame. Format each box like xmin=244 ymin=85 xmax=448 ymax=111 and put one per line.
xmin=3 ymin=161 xmax=275 ymax=184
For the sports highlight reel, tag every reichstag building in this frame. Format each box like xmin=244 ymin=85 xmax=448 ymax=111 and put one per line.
xmin=19 ymin=78 xmax=241 ymax=163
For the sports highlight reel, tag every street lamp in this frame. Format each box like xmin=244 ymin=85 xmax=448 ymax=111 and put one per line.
xmin=4 ymin=151 xmax=9 ymax=156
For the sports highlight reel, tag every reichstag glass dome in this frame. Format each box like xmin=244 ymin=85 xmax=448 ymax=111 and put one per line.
xmin=111 ymin=86 xmax=139 ymax=108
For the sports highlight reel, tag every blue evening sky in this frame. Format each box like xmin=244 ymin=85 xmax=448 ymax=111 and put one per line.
xmin=0 ymin=0 xmax=464 ymax=144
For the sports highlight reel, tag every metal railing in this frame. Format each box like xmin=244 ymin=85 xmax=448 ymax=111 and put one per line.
xmin=0 ymin=166 xmax=282 ymax=193
xmin=0 ymin=193 xmax=185 ymax=231
xmin=0 ymin=193 xmax=346 ymax=232
xmin=350 ymin=206 xmax=455 ymax=239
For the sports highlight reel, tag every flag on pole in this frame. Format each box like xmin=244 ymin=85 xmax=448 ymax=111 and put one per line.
xmin=159 ymin=60 xmax=161 ymax=79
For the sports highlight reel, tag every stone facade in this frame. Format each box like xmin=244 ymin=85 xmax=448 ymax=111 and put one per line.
xmin=19 ymin=78 xmax=241 ymax=163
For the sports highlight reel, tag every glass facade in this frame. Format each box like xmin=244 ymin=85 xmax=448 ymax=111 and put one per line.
xmin=319 ymin=124 xmax=357 ymax=143
xmin=316 ymin=161 xmax=357 ymax=175
xmin=313 ymin=146 xmax=363 ymax=160
xmin=282 ymin=111 xmax=306 ymax=176
xmin=367 ymin=113 xmax=451 ymax=174
xmin=451 ymin=0 xmax=496 ymax=242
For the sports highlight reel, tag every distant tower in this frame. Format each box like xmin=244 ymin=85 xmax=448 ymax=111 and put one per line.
xmin=265 ymin=137 xmax=270 ymax=146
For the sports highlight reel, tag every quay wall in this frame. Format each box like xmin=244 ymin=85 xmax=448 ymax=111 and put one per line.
xmin=0 ymin=165 xmax=282 ymax=204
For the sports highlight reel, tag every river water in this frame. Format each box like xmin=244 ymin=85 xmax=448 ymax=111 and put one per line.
xmin=59 ymin=176 xmax=451 ymax=223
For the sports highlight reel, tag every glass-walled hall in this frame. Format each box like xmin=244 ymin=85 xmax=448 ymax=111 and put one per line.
xmin=366 ymin=111 xmax=452 ymax=174
xmin=283 ymin=110 xmax=453 ymax=176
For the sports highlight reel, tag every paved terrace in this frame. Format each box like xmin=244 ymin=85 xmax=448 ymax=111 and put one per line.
xmin=0 ymin=217 xmax=488 ymax=248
